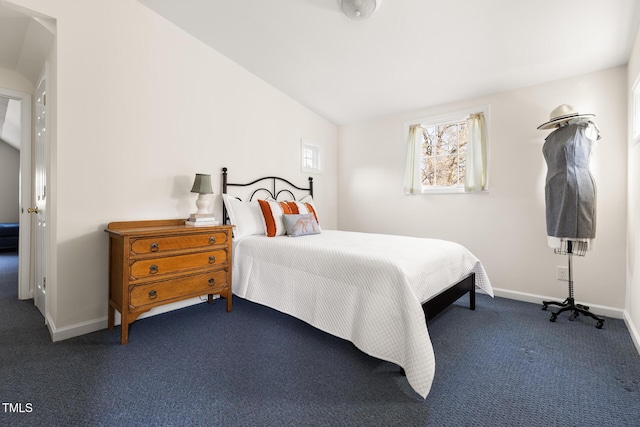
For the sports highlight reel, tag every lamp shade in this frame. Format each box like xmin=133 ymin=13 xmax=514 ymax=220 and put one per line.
xmin=190 ymin=173 xmax=213 ymax=194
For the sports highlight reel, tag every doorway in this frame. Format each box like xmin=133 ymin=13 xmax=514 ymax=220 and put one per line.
xmin=0 ymin=1 xmax=56 ymax=328
xmin=0 ymin=88 xmax=32 ymax=302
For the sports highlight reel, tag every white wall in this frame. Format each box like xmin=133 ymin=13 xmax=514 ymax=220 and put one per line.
xmin=338 ymin=66 xmax=628 ymax=314
xmin=0 ymin=140 xmax=19 ymax=222
xmin=10 ymin=0 xmax=337 ymax=338
xmin=627 ymin=25 xmax=640 ymax=350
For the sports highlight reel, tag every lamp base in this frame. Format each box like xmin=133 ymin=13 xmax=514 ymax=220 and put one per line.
xmin=194 ymin=193 xmax=211 ymax=215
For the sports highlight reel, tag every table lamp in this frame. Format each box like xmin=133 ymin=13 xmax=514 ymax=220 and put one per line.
xmin=187 ymin=173 xmax=217 ymax=225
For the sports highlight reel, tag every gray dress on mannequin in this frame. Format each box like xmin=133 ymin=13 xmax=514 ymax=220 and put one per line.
xmin=542 ymin=120 xmax=598 ymax=243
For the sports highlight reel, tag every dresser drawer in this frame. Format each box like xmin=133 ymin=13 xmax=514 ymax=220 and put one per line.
xmin=130 ymin=231 xmax=229 ymax=255
xmin=129 ymin=249 xmax=228 ymax=281
xmin=129 ymin=269 xmax=229 ymax=309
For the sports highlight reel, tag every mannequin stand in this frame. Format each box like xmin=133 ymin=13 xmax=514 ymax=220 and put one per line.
xmin=542 ymin=240 xmax=604 ymax=329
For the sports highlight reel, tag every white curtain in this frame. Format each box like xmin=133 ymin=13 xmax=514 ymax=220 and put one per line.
xmin=465 ymin=113 xmax=487 ymax=192
xmin=403 ymin=124 xmax=423 ymax=194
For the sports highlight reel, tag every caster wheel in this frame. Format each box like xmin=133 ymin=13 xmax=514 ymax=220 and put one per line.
xmin=596 ymin=321 xmax=604 ymax=329
xmin=550 ymin=314 xmax=557 ymax=323
xmin=542 ymin=304 xmax=547 ymax=311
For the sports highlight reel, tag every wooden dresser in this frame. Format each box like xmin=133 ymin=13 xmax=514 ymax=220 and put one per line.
xmin=106 ymin=219 xmax=233 ymax=344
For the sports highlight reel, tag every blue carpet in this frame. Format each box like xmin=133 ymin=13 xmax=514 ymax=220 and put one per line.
xmin=1 ymin=250 xmax=639 ymax=426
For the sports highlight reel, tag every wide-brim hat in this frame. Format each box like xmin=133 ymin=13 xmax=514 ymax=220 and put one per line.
xmin=537 ymin=104 xmax=595 ymax=130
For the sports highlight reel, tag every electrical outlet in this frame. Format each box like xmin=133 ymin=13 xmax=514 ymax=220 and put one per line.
xmin=557 ymin=266 xmax=569 ymax=281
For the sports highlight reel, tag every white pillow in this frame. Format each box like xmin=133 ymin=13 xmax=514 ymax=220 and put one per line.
xmin=222 ymin=194 xmax=265 ymax=239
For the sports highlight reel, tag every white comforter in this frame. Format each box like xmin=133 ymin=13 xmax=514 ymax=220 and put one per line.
xmin=232 ymin=230 xmax=493 ymax=398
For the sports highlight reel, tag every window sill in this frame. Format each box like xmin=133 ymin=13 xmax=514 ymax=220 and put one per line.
xmin=407 ymin=187 xmax=489 ymax=195
xmin=421 ymin=186 xmax=465 ymax=194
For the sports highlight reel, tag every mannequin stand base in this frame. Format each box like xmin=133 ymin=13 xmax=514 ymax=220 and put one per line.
xmin=542 ymin=298 xmax=604 ymax=329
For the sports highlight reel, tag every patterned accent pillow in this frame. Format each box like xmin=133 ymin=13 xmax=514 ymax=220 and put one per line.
xmin=283 ymin=214 xmax=321 ymax=237
xmin=299 ymin=195 xmax=320 ymax=225
xmin=278 ymin=198 xmax=320 ymax=226
xmin=282 ymin=201 xmax=308 ymax=214
xmin=257 ymin=200 xmax=294 ymax=237
xmin=258 ymin=197 xmax=321 ymax=237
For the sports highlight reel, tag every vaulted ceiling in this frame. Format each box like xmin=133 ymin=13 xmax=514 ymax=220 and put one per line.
xmin=0 ymin=3 xmax=54 ymax=149
xmin=2 ymin=1 xmax=639 ymax=126
xmin=138 ymin=0 xmax=640 ymax=125
xmin=0 ymin=3 xmax=54 ymax=86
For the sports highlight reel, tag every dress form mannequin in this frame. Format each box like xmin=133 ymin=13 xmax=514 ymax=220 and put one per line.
xmin=537 ymin=105 xmax=604 ymax=328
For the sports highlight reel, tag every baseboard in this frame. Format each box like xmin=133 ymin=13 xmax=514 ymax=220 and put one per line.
xmin=48 ymin=313 xmax=105 ymax=342
xmin=491 ymin=287 xmax=625 ymax=319
xmin=110 ymin=295 xmax=216 ymax=327
xmin=18 ymin=289 xmax=34 ymax=301
xmin=48 ymin=296 xmax=215 ymax=342
xmin=623 ymin=311 xmax=640 ymax=357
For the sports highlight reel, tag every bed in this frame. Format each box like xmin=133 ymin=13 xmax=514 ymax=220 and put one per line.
xmin=0 ymin=222 xmax=19 ymax=250
xmin=221 ymin=167 xmax=493 ymax=398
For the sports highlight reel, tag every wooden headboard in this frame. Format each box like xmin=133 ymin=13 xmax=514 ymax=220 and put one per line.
xmin=221 ymin=167 xmax=314 ymax=225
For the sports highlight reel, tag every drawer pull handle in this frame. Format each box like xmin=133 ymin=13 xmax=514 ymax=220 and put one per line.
xmin=149 ymin=290 xmax=158 ymax=300
xmin=208 ymin=278 xmax=215 ymax=286
xmin=209 ymin=236 xmax=215 ymax=245
xmin=149 ymin=265 xmax=159 ymax=274
xmin=150 ymin=242 xmax=159 ymax=252
xmin=209 ymin=255 xmax=216 ymax=264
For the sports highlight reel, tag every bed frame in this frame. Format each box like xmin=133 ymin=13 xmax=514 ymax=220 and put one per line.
xmin=221 ymin=167 xmax=475 ymax=322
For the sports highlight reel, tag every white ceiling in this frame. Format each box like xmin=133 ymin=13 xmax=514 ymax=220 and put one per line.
xmin=138 ymin=0 xmax=640 ymax=125
xmin=0 ymin=5 xmax=30 ymax=70
xmin=0 ymin=2 xmax=54 ymax=150
xmin=0 ymin=2 xmax=55 ymax=86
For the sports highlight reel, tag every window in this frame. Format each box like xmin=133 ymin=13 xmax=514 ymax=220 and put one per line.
xmin=301 ymin=139 xmax=322 ymax=174
xmin=404 ymin=106 xmax=489 ymax=194
xmin=420 ymin=118 xmax=467 ymax=187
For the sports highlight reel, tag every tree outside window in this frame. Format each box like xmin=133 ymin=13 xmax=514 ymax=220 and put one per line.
xmin=420 ymin=119 xmax=467 ymax=187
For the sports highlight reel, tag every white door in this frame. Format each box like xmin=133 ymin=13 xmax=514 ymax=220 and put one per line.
xmin=31 ymin=67 xmax=48 ymax=319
